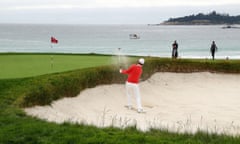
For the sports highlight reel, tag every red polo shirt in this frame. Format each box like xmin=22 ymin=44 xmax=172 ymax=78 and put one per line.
xmin=121 ymin=64 xmax=142 ymax=84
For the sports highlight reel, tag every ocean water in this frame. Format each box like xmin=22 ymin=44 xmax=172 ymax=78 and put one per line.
xmin=0 ymin=24 xmax=240 ymax=59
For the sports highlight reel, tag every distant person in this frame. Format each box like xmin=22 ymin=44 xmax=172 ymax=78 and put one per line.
xmin=120 ymin=58 xmax=145 ymax=113
xmin=210 ymin=41 xmax=218 ymax=60
xmin=172 ymin=40 xmax=178 ymax=59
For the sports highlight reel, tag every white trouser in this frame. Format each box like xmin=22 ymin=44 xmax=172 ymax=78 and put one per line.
xmin=125 ymin=82 xmax=142 ymax=110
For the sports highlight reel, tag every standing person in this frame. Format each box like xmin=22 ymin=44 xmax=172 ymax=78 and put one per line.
xmin=210 ymin=41 xmax=218 ymax=60
xmin=172 ymin=40 xmax=178 ymax=59
xmin=120 ymin=58 xmax=145 ymax=113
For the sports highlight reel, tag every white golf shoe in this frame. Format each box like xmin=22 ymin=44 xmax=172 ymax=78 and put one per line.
xmin=137 ymin=109 xmax=145 ymax=113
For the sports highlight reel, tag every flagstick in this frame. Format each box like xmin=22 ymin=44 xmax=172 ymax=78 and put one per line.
xmin=50 ymin=36 xmax=58 ymax=71
xmin=51 ymin=44 xmax=54 ymax=70
xmin=118 ymin=48 xmax=121 ymax=68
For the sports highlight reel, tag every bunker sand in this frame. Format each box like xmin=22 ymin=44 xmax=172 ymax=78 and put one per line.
xmin=25 ymin=72 xmax=240 ymax=135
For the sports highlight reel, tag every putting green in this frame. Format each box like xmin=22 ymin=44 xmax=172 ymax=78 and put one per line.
xmin=0 ymin=54 xmax=113 ymax=79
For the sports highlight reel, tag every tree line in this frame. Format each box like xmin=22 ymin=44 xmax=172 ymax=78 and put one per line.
xmin=163 ymin=11 xmax=240 ymax=25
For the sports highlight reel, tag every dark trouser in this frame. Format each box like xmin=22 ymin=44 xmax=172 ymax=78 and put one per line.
xmin=211 ymin=50 xmax=215 ymax=60
xmin=172 ymin=49 xmax=178 ymax=58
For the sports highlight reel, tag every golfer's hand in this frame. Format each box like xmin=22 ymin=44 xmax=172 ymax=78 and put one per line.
xmin=119 ymin=69 xmax=122 ymax=73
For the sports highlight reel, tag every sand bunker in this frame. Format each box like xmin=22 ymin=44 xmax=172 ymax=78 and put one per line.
xmin=25 ymin=72 xmax=240 ymax=135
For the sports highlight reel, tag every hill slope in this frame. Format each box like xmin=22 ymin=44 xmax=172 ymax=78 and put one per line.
xmin=162 ymin=11 xmax=240 ymax=25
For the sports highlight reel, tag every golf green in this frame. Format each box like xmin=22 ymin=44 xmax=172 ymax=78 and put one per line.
xmin=0 ymin=54 xmax=113 ymax=79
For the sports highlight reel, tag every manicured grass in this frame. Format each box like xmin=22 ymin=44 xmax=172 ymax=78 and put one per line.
xmin=1 ymin=54 xmax=240 ymax=143
xmin=0 ymin=53 xmax=114 ymax=79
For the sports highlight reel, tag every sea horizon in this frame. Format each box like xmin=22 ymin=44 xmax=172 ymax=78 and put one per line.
xmin=1 ymin=24 xmax=240 ymax=59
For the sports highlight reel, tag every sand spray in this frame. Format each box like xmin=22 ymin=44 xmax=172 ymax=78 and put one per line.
xmin=111 ymin=48 xmax=130 ymax=69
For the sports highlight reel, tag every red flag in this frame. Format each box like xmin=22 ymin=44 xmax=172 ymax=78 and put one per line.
xmin=51 ymin=36 xmax=58 ymax=44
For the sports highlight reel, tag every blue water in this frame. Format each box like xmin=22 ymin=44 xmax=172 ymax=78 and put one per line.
xmin=1 ymin=24 xmax=240 ymax=59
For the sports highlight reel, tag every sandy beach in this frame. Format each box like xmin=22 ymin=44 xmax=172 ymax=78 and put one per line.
xmin=25 ymin=72 xmax=240 ymax=135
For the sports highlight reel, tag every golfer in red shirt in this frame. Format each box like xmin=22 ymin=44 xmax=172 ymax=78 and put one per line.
xmin=120 ymin=58 xmax=144 ymax=113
